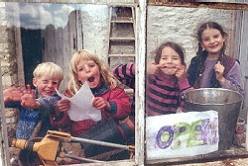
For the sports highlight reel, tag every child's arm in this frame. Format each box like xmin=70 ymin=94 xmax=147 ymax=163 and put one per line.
xmin=21 ymin=94 xmax=60 ymax=111
xmin=176 ymin=65 xmax=193 ymax=112
xmin=113 ymin=63 xmax=135 ymax=89
xmin=93 ymin=87 xmax=131 ymax=120
xmin=21 ymin=94 xmax=40 ymax=109
xmin=176 ymin=64 xmax=192 ymax=92
xmin=147 ymin=62 xmax=161 ymax=75
xmin=50 ymin=98 xmax=71 ymax=130
xmin=215 ymin=61 xmax=244 ymax=96
xmin=92 ymin=97 xmax=110 ymax=110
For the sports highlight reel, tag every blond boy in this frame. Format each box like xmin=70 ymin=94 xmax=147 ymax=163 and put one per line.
xmin=4 ymin=62 xmax=63 ymax=139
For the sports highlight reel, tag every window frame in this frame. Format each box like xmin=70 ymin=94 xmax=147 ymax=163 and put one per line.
xmin=145 ymin=0 xmax=248 ymax=165
xmin=1 ymin=0 xmax=248 ymax=166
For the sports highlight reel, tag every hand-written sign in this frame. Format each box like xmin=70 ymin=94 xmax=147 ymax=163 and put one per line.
xmin=146 ymin=111 xmax=219 ymax=160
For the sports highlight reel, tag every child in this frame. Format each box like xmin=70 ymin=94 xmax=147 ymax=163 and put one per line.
xmin=57 ymin=49 xmax=132 ymax=136
xmin=146 ymin=41 xmax=191 ymax=116
xmin=187 ymin=21 xmax=244 ymax=96
xmin=54 ymin=49 xmax=132 ymax=160
xmin=4 ymin=62 xmax=63 ymax=165
xmin=113 ymin=62 xmax=162 ymax=112
xmin=4 ymin=62 xmax=63 ymax=140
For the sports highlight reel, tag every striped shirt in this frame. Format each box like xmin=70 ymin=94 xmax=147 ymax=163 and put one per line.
xmin=113 ymin=63 xmax=135 ymax=114
xmin=113 ymin=63 xmax=135 ymax=89
xmin=146 ymin=71 xmax=191 ymax=116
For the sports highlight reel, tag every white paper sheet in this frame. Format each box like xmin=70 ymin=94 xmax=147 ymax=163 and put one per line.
xmin=56 ymin=84 xmax=101 ymax=122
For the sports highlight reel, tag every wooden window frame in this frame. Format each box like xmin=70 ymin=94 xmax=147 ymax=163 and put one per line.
xmin=1 ymin=0 xmax=248 ymax=166
xmin=145 ymin=0 xmax=248 ymax=165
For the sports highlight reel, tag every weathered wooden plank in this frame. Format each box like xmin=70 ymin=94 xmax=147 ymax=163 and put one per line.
xmin=148 ymin=1 xmax=248 ymax=11
xmin=0 ymin=64 xmax=11 ymax=166
xmin=238 ymin=11 xmax=248 ymax=151
xmin=62 ymin=159 xmax=135 ymax=166
xmin=41 ymin=10 xmax=83 ymax=90
xmin=147 ymin=147 xmax=248 ymax=165
xmin=135 ymin=0 xmax=146 ymax=166
xmin=173 ymin=158 xmax=248 ymax=166
xmin=0 ymin=0 xmax=137 ymax=5
xmin=75 ymin=10 xmax=83 ymax=51
xmin=14 ymin=27 xmax=25 ymax=85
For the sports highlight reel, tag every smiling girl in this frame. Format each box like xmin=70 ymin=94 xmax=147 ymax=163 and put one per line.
xmin=146 ymin=41 xmax=191 ymax=116
xmin=187 ymin=21 xmax=244 ymax=96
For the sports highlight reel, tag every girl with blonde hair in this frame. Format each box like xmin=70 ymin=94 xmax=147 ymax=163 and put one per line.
xmin=56 ymin=49 xmax=132 ymax=137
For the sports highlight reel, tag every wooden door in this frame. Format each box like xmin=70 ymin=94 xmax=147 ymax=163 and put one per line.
xmin=42 ymin=10 xmax=83 ymax=90
xmin=234 ymin=10 xmax=248 ymax=110
xmin=238 ymin=12 xmax=248 ymax=109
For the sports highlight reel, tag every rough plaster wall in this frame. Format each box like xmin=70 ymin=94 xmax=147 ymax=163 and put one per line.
xmin=147 ymin=6 xmax=234 ymax=66
xmin=0 ymin=2 xmax=18 ymax=155
xmin=81 ymin=5 xmax=109 ymax=63
xmin=0 ymin=2 xmax=18 ymax=88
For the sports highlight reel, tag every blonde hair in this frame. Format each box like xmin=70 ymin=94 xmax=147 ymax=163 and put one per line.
xmin=68 ymin=49 xmax=118 ymax=94
xmin=33 ymin=62 xmax=64 ymax=81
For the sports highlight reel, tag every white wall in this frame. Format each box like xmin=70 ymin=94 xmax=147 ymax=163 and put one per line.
xmin=147 ymin=6 xmax=234 ymax=66
xmin=80 ymin=5 xmax=109 ymax=62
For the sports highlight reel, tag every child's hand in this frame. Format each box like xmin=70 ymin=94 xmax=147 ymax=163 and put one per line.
xmin=55 ymin=99 xmax=71 ymax=112
xmin=92 ymin=97 xmax=110 ymax=110
xmin=175 ymin=64 xmax=186 ymax=79
xmin=3 ymin=86 xmax=23 ymax=102
xmin=214 ymin=61 xmax=225 ymax=83
xmin=21 ymin=94 xmax=39 ymax=109
xmin=22 ymin=84 xmax=35 ymax=96
xmin=147 ymin=62 xmax=161 ymax=75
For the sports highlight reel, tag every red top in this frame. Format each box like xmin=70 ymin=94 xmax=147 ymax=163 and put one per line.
xmin=50 ymin=83 xmax=131 ymax=136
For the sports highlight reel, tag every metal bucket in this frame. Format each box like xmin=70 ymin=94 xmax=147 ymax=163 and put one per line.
xmin=183 ymin=88 xmax=243 ymax=150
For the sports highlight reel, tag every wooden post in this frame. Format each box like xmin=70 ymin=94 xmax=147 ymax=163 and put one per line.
xmin=0 ymin=62 xmax=10 ymax=166
xmin=135 ymin=0 xmax=146 ymax=165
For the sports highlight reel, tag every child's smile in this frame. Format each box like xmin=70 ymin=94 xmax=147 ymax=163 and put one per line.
xmin=33 ymin=76 xmax=60 ymax=97
xmin=160 ymin=65 xmax=178 ymax=75
xmin=201 ymin=28 xmax=225 ymax=57
xmin=159 ymin=47 xmax=182 ymax=76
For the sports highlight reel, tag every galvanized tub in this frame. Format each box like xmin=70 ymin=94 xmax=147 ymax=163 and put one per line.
xmin=183 ymin=88 xmax=243 ymax=150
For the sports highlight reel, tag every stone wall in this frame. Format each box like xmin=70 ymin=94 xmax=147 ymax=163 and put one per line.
xmin=0 ymin=2 xmax=18 ymax=88
xmin=147 ymin=6 xmax=234 ymax=65
xmin=0 ymin=2 xmax=19 ymax=154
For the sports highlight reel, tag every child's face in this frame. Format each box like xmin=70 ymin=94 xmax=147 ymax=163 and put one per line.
xmin=201 ymin=28 xmax=225 ymax=56
xmin=76 ymin=60 xmax=101 ymax=88
xmin=159 ymin=46 xmax=182 ymax=75
xmin=33 ymin=76 xmax=60 ymax=97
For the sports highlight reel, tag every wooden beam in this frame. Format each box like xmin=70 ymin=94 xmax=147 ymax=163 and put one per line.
xmin=148 ymin=1 xmax=248 ymax=11
xmin=0 ymin=0 xmax=137 ymax=5
xmin=135 ymin=0 xmax=146 ymax=165
xmin=147 ymin=147 xmax=248 ymax=165
xmin=0 ymin=64 xmax=11 ymax=166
